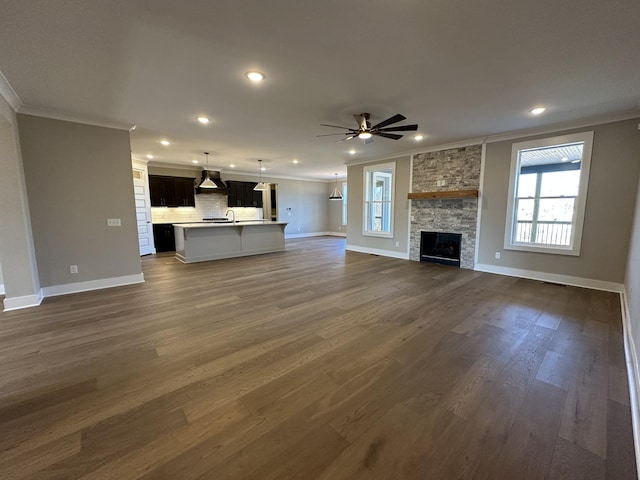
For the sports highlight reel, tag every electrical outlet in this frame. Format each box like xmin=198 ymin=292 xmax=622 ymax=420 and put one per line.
xmin=70 ymin=265 xmax=78 ymax=274
xmin=107 ymin=218 xmax=121 ymax=227
xmin=495 ymin=252 xmax=501 ymax=259
xmin=395 ymin=241 xmax=400 ymax=247
xmin=411 ymin=215 xmax=415 ymax=222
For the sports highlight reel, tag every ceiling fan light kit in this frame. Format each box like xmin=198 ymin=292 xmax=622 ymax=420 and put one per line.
xmin=318 ymin=112 xmax=418 ymax=144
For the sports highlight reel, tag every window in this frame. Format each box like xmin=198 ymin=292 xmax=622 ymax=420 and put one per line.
xmin=342 ymin=182 xmax=348 ymax=226
xmin=504 ymin=131 xmax=593 ymax=256
xmin=363 ymin=162 xmax=395 ymax=237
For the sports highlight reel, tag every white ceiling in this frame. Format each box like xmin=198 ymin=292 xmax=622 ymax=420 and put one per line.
xmin=1 ymin=0 xmax=639 ymax=180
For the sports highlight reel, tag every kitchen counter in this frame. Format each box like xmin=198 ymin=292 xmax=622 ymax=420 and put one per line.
xmin=173 ymin=221 xmax=288 ymax=263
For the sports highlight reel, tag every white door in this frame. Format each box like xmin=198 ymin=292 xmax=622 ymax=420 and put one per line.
xmin=132 ymin=164 xmax=155 ymax=256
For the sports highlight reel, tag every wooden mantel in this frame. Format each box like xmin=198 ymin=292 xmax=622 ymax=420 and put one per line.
xmin=408 ymin=189 xmax=479 ymax=200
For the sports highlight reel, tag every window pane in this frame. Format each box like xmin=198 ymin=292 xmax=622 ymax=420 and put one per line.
xmin=535 ymin=223 xmax=572 ymax=246
xmin=540 ymin=170 xmax=580 ymax=197
xmin=516 ymin=198 xmax=534 ymax=221
xmin=363 ymin=164 xmax=394 ymax=236
xmin=517 ymin=173 xmax=537 ymax=197
xmin=538 ymin=198 xmax=575 ymax=222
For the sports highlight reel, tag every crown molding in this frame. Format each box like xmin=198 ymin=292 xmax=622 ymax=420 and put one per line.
xmin=0 ymin=70 xmax=23 ymax=111
xmin=483 ymin=109 xmax=640 ymax=144
xmin=345 ymin=109 xmax=640 ymax=168
xmin=17 ymin=104 xmax=133 ymax=131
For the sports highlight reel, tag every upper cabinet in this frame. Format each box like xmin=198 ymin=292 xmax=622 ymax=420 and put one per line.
xmin=226 ymin=181 xmax=263 ymax=208
xmin=149 ymin=175 xmax=195 ymax=207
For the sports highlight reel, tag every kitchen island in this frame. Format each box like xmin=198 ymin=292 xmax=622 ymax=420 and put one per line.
xmin=173 ymin=221 xmax=288 ymax=263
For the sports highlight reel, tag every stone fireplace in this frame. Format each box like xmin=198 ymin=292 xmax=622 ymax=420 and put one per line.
xmin=409 ymin=145 xmax=482 ymax=269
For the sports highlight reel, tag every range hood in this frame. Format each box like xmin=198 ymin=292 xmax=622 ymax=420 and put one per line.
xmin=196 ymin=170 xmax=228 ymax=193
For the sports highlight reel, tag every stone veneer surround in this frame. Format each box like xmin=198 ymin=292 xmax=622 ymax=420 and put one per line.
xmin=409 ymin=145 xmax=482 ymax=269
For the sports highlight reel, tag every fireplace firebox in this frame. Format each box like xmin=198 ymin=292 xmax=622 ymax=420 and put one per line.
xmin=420 ymin=231 xmax=462 ymax=267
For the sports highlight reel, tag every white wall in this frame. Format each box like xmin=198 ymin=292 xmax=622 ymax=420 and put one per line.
xmin=0 ymin=95 xmax=40 ymax=309
xmin=624 ymin=161 xmax=640 ymax=427
xmin=17 ymin=114 xmax=142 ymax=289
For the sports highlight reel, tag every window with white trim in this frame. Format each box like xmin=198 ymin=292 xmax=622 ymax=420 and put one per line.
xmin=363 ymin=162 xmax=395 ymax=237
xmin=504 ymin=131 xmax=593 ymax=256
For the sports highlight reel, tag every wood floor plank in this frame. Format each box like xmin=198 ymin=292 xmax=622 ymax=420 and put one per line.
xmin=0 ymin=237 xmax=634 ymax=479
xmin=606 ymin=399 xmax=637 ymax=479
xmin=547 ymin=437 xmax=605 ymax=480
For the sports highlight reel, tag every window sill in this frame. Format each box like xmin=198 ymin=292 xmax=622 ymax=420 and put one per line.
xmin=504 ymin=242 xmax=580 ymax=256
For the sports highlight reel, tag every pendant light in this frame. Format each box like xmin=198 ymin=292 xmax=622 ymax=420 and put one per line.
xmin=199 ymin=152 xmax=217 ymax=189
xmin=329 ymin=173 xmax=343 ymax=200
xmin=254 ymin=159 xmax=268 ymax=191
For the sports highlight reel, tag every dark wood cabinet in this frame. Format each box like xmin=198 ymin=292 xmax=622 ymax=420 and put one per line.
xmin=173 ymin=178 xmax=196 ymax=207
xmin=153 ymin=224 xmax=176 ymax=252
xmin=149 ymin=175 xmax=195 ymax=207
xmin=226 ymin=181 xmax=263 ymax=207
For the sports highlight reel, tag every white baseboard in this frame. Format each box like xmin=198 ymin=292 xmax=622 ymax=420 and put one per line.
xmin=3 ymin=290 xmax=44 ymax=311
xmin=474 ymin=263 xmax=623 ymax=293
xmin=346 ymin=244 xmax=410 ymax=260
xmin=40 ymin=273 xmax=145 ymax=298
xmin=620 ymin=288 xmax=640 ymax=479
xmin=0 ymin=283 xmax=4 ymax=295
xmin=285 ymin=231 xmax=345 ymax=239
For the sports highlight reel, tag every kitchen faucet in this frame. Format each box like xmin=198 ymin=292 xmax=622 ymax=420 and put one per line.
xmin=225 ymin=209 xmax=236 ymax=223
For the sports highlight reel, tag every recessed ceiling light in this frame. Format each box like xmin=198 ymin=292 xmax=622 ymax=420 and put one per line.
xmin=192 ymin=159 xmax=199 ymax=164
xmin=359 ymin=132 xmax=372 ymax=140
xmin=146 ymin=154 xmax=154 ymax=159
xmin=160 ymin=139 xmax=170 ymax=146
xmin=196 ymin=115 xmax=211 ymax=124
xmin=229 ymin=164 xmax=235 ymax=168
xmin=245 ymin=71 xmax=265 ymax=82
xmin=349 ymin=149 xmax=356 ymax=155
xmin=414 ymin=134 xmax=425 ymax=141
xmin=530 ymin=107 xmax=547 ymax=115
xmin=292 ymin=159 xmax=299 ymax=164
xmin=261 ymin=167 xmax=266 ymax=171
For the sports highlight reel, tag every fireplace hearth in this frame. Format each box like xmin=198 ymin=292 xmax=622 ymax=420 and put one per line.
xmin=420 ymin=231 xmax=462 ymax=267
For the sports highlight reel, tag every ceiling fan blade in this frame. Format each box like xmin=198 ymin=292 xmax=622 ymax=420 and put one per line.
xmin=335 ymin=135 xmax=356 ymax=143
xmin=317 ymin=133 xmax=350 ymax=137
xmin=370 ymin=113 xmax=406 ymax=130
xmin=374 ymin=132 xmax=403 ymax=140
xmin=376 ymin=124 xmax=418 ymax=132
xmin=320 ymin=123 xmax=352 ymax=130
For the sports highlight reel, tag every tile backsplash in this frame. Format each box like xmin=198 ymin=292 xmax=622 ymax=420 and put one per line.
xmin=151 ymin=193 xmax=263 ymax=223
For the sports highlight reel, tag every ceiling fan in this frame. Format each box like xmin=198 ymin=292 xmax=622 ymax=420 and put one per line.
xmin=318 ymin=113 xmax=418 ymax=144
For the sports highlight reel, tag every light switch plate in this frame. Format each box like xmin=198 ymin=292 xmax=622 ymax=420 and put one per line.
xmin=107 ymin=218 xmax=121 ymax=227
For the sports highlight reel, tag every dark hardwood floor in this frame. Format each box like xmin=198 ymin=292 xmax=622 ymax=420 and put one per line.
xmin=0 ymin=236 xmax=636 ymax=479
